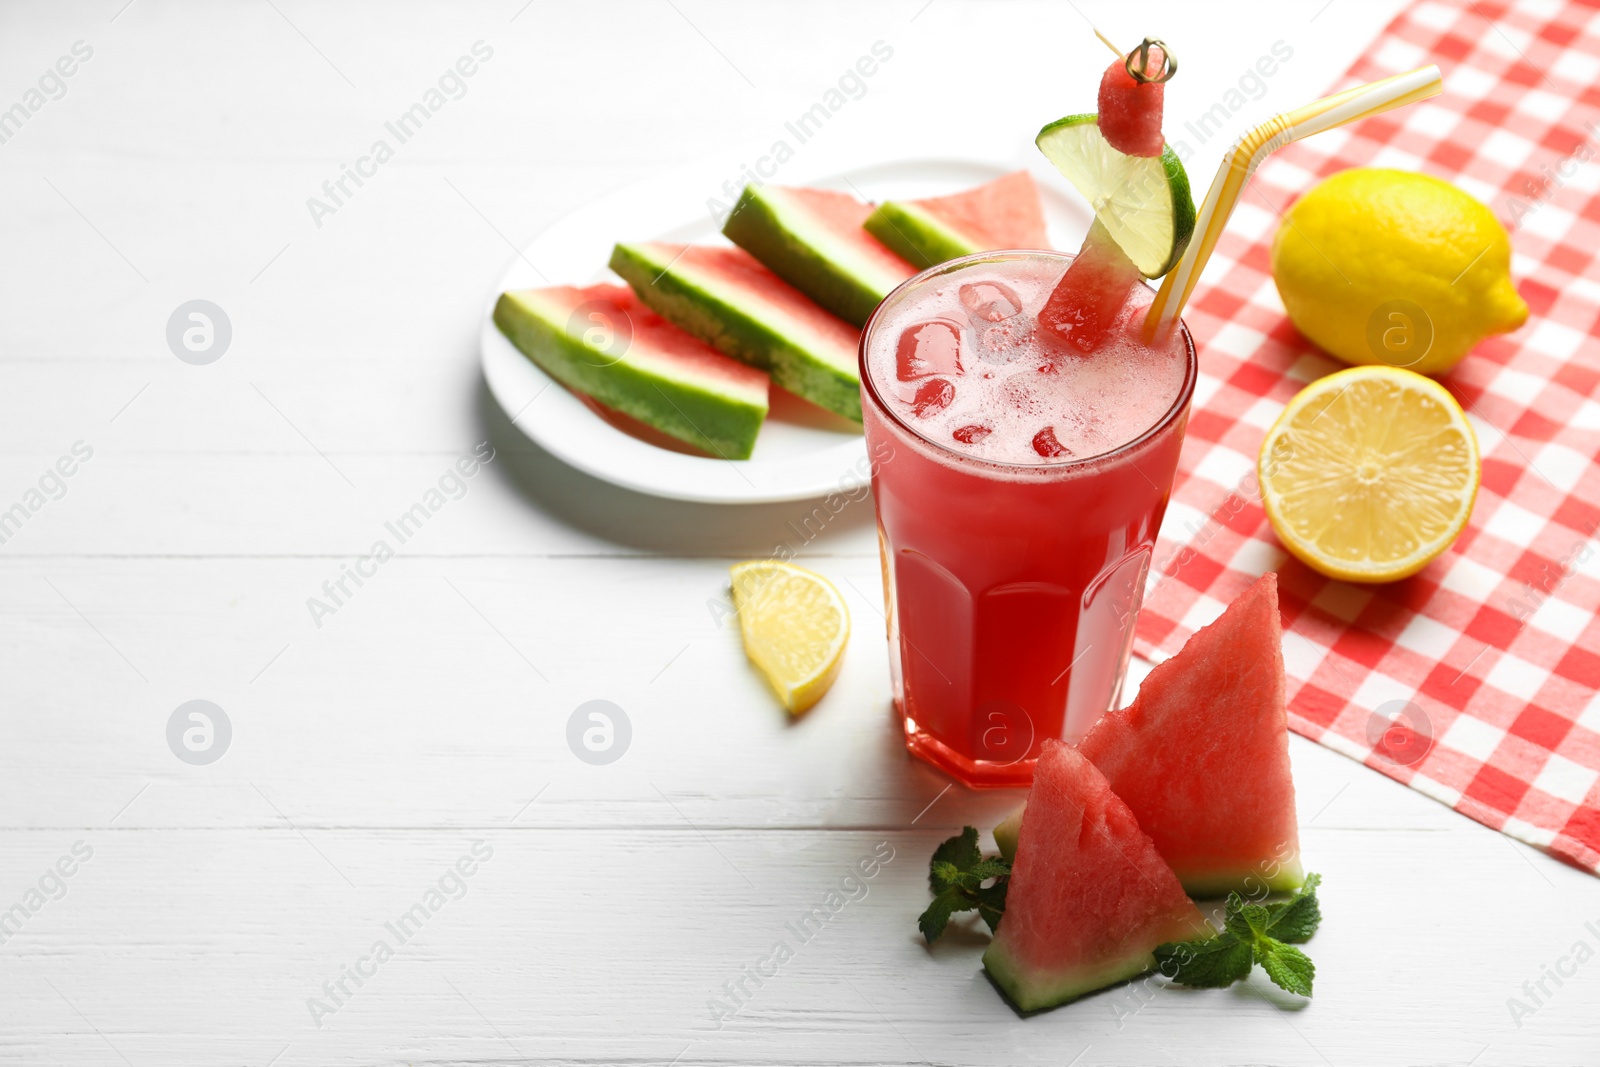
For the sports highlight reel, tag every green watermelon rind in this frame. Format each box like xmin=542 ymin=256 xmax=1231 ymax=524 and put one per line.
xmin=493 ymin=290 xmax=767 ymax=460
xmin=992 ymin=806 xmax=1022 ymax=863
xmin=862 ymin=200 xmax=980 ymax=272
xmin=1180 ymin=862 xmax=1307 ymax=900
xmin=982 ymin=938 xmax=1166 ymax=1013
xmin=722 ymin=185 xmax=893 ymax=328
xmin=609 ymin=242 xmax=862 ymax=422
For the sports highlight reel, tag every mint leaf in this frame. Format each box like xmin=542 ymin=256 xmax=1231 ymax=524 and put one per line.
xmin=1264 ymin=873 xmax=1322 ymax=944
xmin=918 ymin=886 xmax=970 ymax=943
xmin=963 ymin=858 xmax=1012 ymax=884
xmin=1257 ymin=940 xmax=1315 ymax=996
xmin=1223 ymin=892 xmax=1256 ymax=940
xmin=919 ymin=827 xmax=1011 ymax=943
xmin=973 ymin=879 xmax=1008 ymax=933
xmin=1154 ymin=934 xmax=1254 ymax=987
xmin=1237 ymin=902 xmax=1271 ymax=937
xmin=1162 ymin=873 xmax=1323 ymax=996
xmin=929 ymin=827 xmax=981 ymax=892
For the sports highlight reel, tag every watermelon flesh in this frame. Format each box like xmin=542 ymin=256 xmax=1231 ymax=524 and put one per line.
xmin=609 ymin=242 xmax=862 ymax=421
xmin=1080 ymin=573 xmax=1305 ymax=896
xmin=1038 ymin=220 xmax=1143 ymax=355
xmin=1097 ymin=46 xmax=1166 ymax=157
xmin=722 ymin=184 xmax=913 ymax=327
xmin=982 ymin=740 xmax=1212 ymax=1012
xmin=493 ymin=284 xmax=769 ymax=460
xmin=864 ymin=171 xmax=1052 ymax=270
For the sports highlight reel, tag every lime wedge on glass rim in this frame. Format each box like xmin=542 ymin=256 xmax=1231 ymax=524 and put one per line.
xmin=1036 ymin=113 xmax=1196 ymax=278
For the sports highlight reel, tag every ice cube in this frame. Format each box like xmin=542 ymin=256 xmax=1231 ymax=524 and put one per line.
xmin=952 ymin=423 xmax=992 ymax=444
xmin=976 ymin=321 xmax=1030 ymax=366
xmin=959 ymin=281 xmax=1022 ymax=323
xmin=1032 ymin=426 xmax=1071 ymax=458
xmin=911 ymin=378 xmax=955 ymax=418
xmin=895 ymin=320 xmax=963 ymax=380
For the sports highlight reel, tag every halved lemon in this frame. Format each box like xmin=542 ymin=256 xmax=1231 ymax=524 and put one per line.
xmin=729 ymin=561 xmax=849 ymax=714
xmin=1259 ymin=366 xmax=1479 ymax=583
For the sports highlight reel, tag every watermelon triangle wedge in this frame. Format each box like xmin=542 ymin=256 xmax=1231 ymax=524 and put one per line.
xmin=994 ymin=573 xmax=1304 ymax=898
xmin=863 ymin=170 xmax=1051 ymax=270
xmin=982 ymin=739 xmax=1211 ymax=1012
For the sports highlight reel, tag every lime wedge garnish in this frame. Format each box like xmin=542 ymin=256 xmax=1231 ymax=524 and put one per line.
xmin=1035 ymin=113 xmax=1195 ymax=278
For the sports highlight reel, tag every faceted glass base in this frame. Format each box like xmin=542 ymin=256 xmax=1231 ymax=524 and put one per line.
xmin=902 ymin=710 xmax=1036 ymax=789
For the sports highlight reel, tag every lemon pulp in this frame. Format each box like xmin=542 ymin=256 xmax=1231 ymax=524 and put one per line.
xmin=730 ymin=561 xmax=849 ymax=714
xmin=1259 ymin=366 xmax=1480 ymax=582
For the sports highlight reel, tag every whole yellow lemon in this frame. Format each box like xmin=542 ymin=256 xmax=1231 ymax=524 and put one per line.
xmin=1270 ymin=168 xmax=1528 ymax=375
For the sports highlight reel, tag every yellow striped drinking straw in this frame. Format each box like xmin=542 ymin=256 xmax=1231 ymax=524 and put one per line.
xmin=1144 ymin=64 xmax=1443 ymax=339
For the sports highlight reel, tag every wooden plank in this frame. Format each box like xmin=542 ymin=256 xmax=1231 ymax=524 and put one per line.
xmin=0 ymin=826 xmax=1592 ymax=1066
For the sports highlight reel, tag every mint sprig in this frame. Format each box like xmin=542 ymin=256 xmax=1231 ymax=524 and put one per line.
xmin=1155 ymin=873 xmax=1322 ymax=996
xmin=918 ymin=827 xmax=1011 ymax=943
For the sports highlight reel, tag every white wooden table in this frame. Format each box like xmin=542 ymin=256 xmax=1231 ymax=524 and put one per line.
xmin=5 ymin=1 xmax=1599 ymax=1064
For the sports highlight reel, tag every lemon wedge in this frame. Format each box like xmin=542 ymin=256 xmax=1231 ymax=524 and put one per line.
xmin=730 ymin=561 xmax=849 ymax=714
xmin=1035 ymin=113 xmax=1196 ymax=278
xmin=1258 ymin=366 xmax=1479 ymax=583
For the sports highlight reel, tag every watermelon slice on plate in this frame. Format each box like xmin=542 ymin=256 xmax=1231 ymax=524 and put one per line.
xmin=1080 ymin=572 xmax=1304 ymax=896
xmin=493 ymin=284 xmax=769 ymax=460
xmin=609 ymin=242 xmax=863 ymax=421
xmin=982 ymin=740 xmax=1211 ymax=1012
xmin=863 ymin=170 xmax=1052 ymax=270
xmin=722 ymin=184 xmax=914 ymax=327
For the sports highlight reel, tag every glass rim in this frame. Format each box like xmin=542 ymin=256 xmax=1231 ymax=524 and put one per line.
xmin=858 ymin=248 xmax=1198 ymax=474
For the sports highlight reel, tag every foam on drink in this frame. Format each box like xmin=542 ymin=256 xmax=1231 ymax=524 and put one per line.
xmin=864 ymin=254 xmax=1189 ymax=466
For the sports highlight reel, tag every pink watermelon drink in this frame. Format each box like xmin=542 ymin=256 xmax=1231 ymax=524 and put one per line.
xmin=861 ymin=250 xmax=1195 ymax=788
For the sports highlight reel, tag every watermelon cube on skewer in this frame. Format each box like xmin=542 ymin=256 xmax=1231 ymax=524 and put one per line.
xmin=982 ymin=740 xmax=1212 ymax=1012
xmin=1097 ymin=39 xmax=1172 ymax=158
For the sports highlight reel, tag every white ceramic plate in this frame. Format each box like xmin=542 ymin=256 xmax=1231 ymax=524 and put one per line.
xmin=480 ymin=152 xmax=1092 ymax=504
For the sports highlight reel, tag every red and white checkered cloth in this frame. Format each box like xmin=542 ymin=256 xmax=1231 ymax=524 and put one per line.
xmin=1135 ymin=0 xmax=1600 ymax=873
